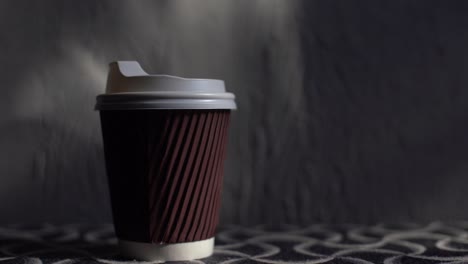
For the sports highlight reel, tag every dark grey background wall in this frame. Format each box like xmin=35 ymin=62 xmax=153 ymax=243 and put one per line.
xmin=2 ymin=0 xmax=468 ymax=225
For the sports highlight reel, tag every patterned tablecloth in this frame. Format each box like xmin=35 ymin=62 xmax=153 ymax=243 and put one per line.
xmin=1 ymin=223 xmax=468 ymax=263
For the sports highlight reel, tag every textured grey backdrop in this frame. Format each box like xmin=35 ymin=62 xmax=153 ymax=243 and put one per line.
xmin=1 ymin=0 xmax=468 ymax=225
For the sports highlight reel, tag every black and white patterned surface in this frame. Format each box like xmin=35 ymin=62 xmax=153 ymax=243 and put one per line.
xmin=2 ymin=223 xmax=468 ymax=263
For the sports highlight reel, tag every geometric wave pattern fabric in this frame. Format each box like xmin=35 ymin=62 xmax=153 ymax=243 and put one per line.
xmin=2 ymin=223 xmax=468 ymax=263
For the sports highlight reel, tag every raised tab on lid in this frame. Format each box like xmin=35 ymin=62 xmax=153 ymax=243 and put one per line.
xmin=115 ymin=61 xmax=148 ymax=77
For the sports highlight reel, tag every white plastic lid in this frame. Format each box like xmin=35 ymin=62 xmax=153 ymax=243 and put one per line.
xmin=95 ymin=61 xmax=237 ymax=110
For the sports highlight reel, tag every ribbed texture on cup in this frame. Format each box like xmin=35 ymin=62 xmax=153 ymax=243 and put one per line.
xmin=100 ymin=110 xmax=230 ymax=244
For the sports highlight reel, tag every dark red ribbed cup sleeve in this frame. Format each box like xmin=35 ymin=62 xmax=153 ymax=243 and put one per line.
xmin=100 ymin=109 xmax=230 ymax=244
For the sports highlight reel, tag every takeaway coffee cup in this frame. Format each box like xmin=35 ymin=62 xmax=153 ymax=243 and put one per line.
xmin=95 ymin=61 xmax=236 ymax=261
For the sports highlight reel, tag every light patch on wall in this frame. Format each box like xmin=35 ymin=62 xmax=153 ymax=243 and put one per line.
xmin=12 ymin=42 xmax=106 ymax=126
xmin=1 ymin=40 xmax=109 ymax=222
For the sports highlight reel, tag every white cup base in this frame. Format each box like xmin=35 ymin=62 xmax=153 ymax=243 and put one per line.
xmin=118 ymin=237 xmax=214 ymax=262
